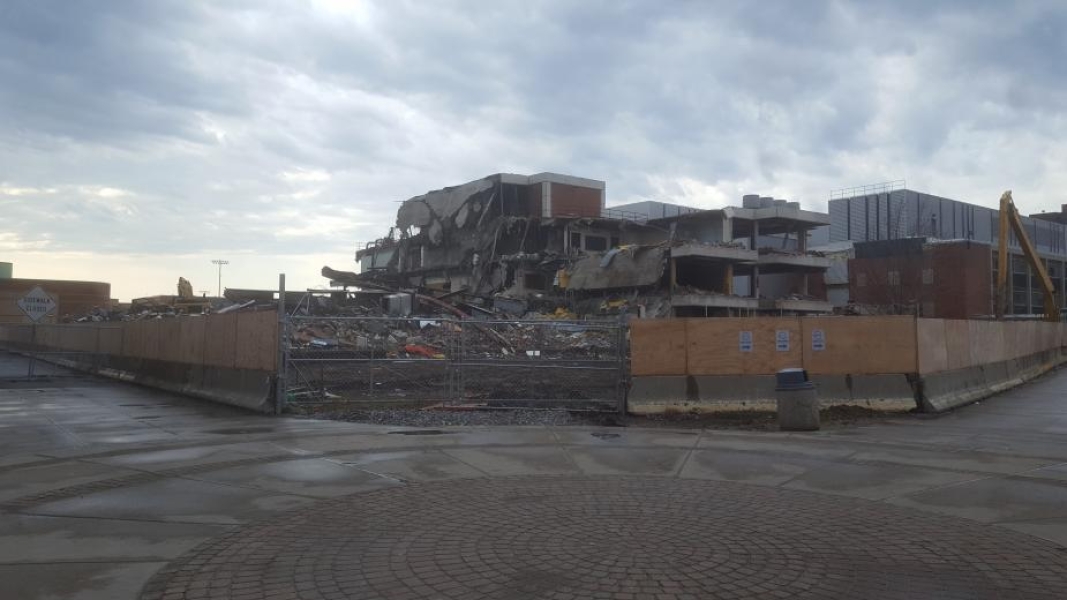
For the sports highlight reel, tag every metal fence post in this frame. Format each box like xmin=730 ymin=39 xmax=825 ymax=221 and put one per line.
xmin=447 ymin=318 xmax=455 ymax=404
xmin=616 ymin=322 xmax=628 ymax=415
xmin=275 ymin=274 xmax=286 ymax=415
xmin=457 ymin=318 xmax=466 ymax=403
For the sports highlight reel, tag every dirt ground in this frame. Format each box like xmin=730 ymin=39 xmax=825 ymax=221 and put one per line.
xmin=295 ymin=403 xmax=913 ymax=431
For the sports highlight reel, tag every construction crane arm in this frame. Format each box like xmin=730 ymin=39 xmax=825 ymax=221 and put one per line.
xmin=996 ymin=191 xmax=1060 ymax=321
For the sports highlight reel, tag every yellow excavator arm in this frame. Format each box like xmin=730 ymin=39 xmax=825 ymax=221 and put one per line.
xmin=996 ymin=191 xmax=1060 ymax=321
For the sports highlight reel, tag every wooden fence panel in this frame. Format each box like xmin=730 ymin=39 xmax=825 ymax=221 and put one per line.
xmin=178 ymin=318 xmax=206 ymax=366
xmin=943 ymin=320 xmax=971 ymax=370
xmin=98 ymin=326 xmax=123 ymax=355
xmin=801 ymin=316 xmax=917 ymax=375
xmin=156 ymin=320 xmax=182 ymax=363
xmin=630 ymin=319 xmax=688 ymax=376
xmin=203 ymin=313 xmax=237 ymax=369
xmin=687 ymin=317 xmax=802 ymax=375
xmin=916 ymin=318 xmax=948 ymax=375
xmin=234 ymin=311 xmax=277 ymax=371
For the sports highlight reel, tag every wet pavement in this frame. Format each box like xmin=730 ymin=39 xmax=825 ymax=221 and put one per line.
xmin=3 ymin=352 xmax=1067 ymax=598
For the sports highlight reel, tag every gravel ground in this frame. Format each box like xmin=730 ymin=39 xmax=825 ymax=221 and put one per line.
xmin=298 ymin=404 xmax=908 ymax=430
xmin=308 ymin=407 xmax=621 ymax=427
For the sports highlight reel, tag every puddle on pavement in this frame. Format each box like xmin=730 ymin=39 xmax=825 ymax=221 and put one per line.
xmin=388 ymin=430 xmax=451 ymax=436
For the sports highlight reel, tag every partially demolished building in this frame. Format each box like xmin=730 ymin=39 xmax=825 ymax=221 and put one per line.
xmin=340 ymin=173 xmax=833 ymax=317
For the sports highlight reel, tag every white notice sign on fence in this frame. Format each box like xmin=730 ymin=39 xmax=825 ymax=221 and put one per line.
xmin=17 ymin=286 xmax=56 ymax=323
xmin=811 ymin=329 xmax=826 ymax=351
xmin=739 ymin=331 xmax=753 ymax=352
xmin=775 ymin=330 xmax=790 ymax=352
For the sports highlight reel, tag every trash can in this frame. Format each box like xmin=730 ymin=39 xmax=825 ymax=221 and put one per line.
xmin=775 ymin=368 xmax=819 ymax=431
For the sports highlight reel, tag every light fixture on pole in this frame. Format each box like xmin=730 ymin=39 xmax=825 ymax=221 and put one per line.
xmin=211 ymin=259 xmax=229 ymax=298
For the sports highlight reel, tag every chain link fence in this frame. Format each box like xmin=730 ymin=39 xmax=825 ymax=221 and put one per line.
xmin=283 ymin=316 xmax=626 ymax=411
xmin=285 ymin=316 xmax=457 ymax=405
xmin=455 ymin=320 xmax=625 ymax=410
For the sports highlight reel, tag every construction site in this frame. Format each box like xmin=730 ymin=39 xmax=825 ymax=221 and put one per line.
xmin=5 ymin=178 xmax=1067 ymax=600
xmin=2 ymin=175 xmax=1065 ymax=423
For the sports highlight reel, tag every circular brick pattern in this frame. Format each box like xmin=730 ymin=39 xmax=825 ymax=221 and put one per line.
xmin=142 ymin=477 xmax=1067 ymax=599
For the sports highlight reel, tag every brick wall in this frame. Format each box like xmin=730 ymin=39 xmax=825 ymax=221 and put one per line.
xmin=848 ymin=242 xmax=991 ymax=319
xmin=549 ymin=183 xmax=601 ymax=218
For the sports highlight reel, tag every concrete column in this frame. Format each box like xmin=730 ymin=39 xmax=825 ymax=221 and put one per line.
xmin=723 ymin=264 xmax=733 ymax=295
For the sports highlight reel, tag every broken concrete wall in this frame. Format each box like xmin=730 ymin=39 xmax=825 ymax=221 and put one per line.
xmin=567 ymin=247 xmax=667 ymax=290
xmin=397 ymin=178 xmax=494 ymax=243
xmin=675 ymin=219 xmax=727 ymax=244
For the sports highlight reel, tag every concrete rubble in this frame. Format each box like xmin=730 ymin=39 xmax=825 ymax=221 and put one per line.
xmin=289 ymin=318 xmax=619 ymax=360
xmin=62 ymin=279 xmax=276 ymax=322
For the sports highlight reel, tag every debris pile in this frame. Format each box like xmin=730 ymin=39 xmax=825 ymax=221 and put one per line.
xmin=290 ymin=319 xmax=455 ymax=359
xmin=288 ymin=318 xmax=619 ymax=360
xmin=61 ymin=277 xmax=276 ymax=323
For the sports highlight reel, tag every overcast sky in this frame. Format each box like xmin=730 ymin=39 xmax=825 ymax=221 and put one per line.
xmin=2 ymin=1 xmax=1066 ymax=301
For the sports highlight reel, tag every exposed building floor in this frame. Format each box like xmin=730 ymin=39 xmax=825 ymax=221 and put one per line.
xmin=2 ymin=352 xmax=1067 ymax=599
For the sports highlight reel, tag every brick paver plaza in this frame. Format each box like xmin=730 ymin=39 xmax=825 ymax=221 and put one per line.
xmin=3 ymin=354 xmax=1067 ymax=599
xmin=141 ymin=477 xmax=1067 ymax=599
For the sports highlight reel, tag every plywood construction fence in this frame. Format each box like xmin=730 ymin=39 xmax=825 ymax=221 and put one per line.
xmin=687 ymin=317 xmax=803 ymax=376
xmin=629 ymin=319 xmax=687 ymax=376
xmin=800 ymin=316 xmax=916 ymax=375
xmin=917 ymin=318 xmax=1065 ymax=375
xmin=0 ymin=312 xmax=279 ymax=372
xmin=632 ymin=316 xmax=1066 ymax=377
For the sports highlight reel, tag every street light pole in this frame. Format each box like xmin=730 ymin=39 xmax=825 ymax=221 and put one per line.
xmin=211 ymin=259 xmax=229 ymax=298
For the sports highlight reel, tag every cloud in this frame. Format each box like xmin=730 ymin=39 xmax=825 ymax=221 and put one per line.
xmin=1 ymin=0 xmax=1066 ymax=299
xmin=0 ymin=184 xmax=57 ymax=196
xmin=0 ymin=232 xmax=51 ymax=251
xmin=280 ymin=169 xmax=331 ymax=183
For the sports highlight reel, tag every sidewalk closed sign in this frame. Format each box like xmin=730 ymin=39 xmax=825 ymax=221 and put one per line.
xmin=17 ymin=286 xmax=57 ymax=322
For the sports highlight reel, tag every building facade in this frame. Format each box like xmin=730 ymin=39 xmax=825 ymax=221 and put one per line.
xmin=848 ymin=239 xmax=992 ymax=319
xmin=829 ymin=187 xmax=1067 ymax=316
xmin=0 ymin=278 xmax=112 ymax=324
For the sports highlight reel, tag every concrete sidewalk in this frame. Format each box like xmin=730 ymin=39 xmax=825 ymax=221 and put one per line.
xmin=2 ymin=352 xmax=1067 ymax=598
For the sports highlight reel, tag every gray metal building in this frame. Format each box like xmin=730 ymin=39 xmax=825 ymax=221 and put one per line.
xmin=828 ymin=185 xmax=1067 ymax=315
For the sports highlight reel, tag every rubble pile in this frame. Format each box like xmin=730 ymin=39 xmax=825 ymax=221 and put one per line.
xmin=62 ymin=298 xmax=272 ymax=323
xmin=289 ymin=318 xmax=619 ymax=360
xmin=61 ymin=277 xmax=275 ymax=323
xmin=291 ymin=319 xmax=456 ymax=359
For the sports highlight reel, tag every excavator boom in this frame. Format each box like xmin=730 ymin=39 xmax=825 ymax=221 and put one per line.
xmin=995 ymin=191 xmax=1060 ymax=322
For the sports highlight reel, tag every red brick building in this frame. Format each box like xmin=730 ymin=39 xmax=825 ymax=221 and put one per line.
xmin=849 ymin=239 xmax=992 ymax=319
